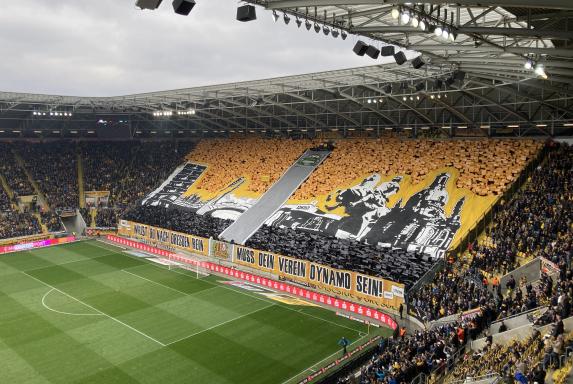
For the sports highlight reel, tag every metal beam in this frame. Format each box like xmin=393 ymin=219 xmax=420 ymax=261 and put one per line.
xmin=352 ymin=26 xmax=573 ymax=40
xmin=407 ymin=45 xmax=573 ymax=57
xmin=286 ymin=92 xmax=362 ymax=128
xmin=261 ymin=96 xmax=328 ymax=129
xmin=264 ymin=0 xmax=573 ymax=11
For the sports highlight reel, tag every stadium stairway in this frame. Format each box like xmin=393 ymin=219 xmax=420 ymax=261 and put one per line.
xmin=219 ymin=149 xmax=331 ymax=245
xmin=0 ymin=173 xmax=15 ymax=201
xmin=13 ymin=151 xmax=50 ymax=210
xmin=77 ymin=152 xmax=85 ymax=209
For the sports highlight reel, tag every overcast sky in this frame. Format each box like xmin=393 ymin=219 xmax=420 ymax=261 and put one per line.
xmin=0 ymin=0 xmax=392 ymax=96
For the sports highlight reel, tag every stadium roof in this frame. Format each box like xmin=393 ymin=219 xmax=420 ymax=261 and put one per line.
xmin=0 ymin=0 xmax=571 ymax=137
xmin=245 ymin=1 xmax=573 ymax=85
xmin=0 ymin=62 xmax=571 ymax=137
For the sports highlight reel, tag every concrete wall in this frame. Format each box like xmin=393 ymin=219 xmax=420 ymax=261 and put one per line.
xmin=489 ymin=307 xmax=547 ymax=334
xmin=499 ymin=258 xmax=541 ymax=294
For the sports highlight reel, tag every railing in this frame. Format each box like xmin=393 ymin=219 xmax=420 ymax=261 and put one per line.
xmin=445 ymin=372 xmax=501 ymax=384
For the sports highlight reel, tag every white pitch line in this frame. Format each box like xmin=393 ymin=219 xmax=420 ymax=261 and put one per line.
xmin=295 ymin=308 xmax=365 ymax=335
xmin=280 ymin=336 xmax=367 ymax=384
xmin=121 ymin=269 xmax=222 ymax=297
xmin=165 ymin=304 xmax=275 ymax=346
xmin=41 ymin=288 xmax=103 ymax=317
xmin=22 ymin=271 xmax=166 ymax=347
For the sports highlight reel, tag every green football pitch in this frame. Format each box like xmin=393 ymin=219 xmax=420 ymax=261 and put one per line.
xmin=0 ymin=240 xmax=391 ymax=384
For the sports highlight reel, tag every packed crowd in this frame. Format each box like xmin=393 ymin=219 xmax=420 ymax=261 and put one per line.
xmin=473 ymin=143 xmax=572 ymax=274
xmin=0 ymin=211 xmax=42 ymax=240
xmin=17 ymin=142 xmax=79 ymax=210
xmin=40 ymin=210 xmax=64 ymax=232
xmin=349 ymin=307 xmax=495 ymax=384
xmin=247 ymin=224 xmax=433 ymax=288
xmin=81 ymin=141 xmax=195 ymax=226
xmin=0 ymin=143 xmax=35 ymax=197
xmin=409 ymin=143 xmax=572 ymax=322
xmin=123 ymin=205 xmax=231 ymax=239
xmin=95 ymin=208 xmax=122 ymax=228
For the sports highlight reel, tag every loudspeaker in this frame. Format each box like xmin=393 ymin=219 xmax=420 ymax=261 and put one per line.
xmin=393 ymin=51 xmax=407 ymax=65
xmin=136 ymin=0 xmax=163 ymax=9
xmin=415 ymin=82 xmax=425 ymax=92
xmin=172 ymin=0 xmax=195 ymax=15
xmin=380 ymin=46 xmax=395 ymax=57
xmin=236 ymin=5 xmax=256 ymax=21
xmin=365 ymin=45 xmax=380 ymax=59
xmin=383 ymin=84 xmax=392 ymax=94
xmin=412 ymin=56 xmax=425 ymax=69
xmin=353 ymin=41 xmax=369 ymax=56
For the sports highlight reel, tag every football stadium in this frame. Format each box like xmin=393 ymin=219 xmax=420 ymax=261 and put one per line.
xmin=0 ymin=1 xmax=572 ymax=383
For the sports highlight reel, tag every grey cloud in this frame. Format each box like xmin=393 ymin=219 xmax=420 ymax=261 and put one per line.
xmin=0 ymin=0 xmax=384 ymax=96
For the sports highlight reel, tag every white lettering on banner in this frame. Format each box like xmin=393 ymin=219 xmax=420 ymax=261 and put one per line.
xmin=384 ymin=291 xmax=394 ymax=300
xmin=258 ymin=252 xmax=274 ymax=270
xmin=236 ymin=248 xmax=255 ymax=264
xmin=309 ymin=264 xmax=351 ymax=290
xmin=134 ymin=224 xmax=147 ymax=236
xmin=191 ymin=238 xmax=204 ymax=252
xmin=391 ymin=285 xmax=404 ymax=298
xmin=278 ymin=257 xmax=307 ymax=278
xmin=355 ymin=275 xmax=384 ymax=298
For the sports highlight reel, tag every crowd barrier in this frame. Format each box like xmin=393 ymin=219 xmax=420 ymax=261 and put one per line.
xmin=117 ymin=220 xmax=405 ymax=311
xmin=0 ymin=236 xmax=76 ymax=255
xmin=107 ymin=234 xmax=399 ymax=331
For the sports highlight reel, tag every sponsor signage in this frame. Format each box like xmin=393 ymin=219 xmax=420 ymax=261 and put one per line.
xmin=118 ymin=221 xmax=208 ymax=256
xmin=107 ymin=235 xmax=399 ymax=332
xmin=230 ymin=244 xmax=404 ymax=310
xmin=0 ymin=236 xmax=76 ymax=255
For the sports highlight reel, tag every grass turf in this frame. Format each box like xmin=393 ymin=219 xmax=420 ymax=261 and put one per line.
xmin=0 ymin=240 xmax=392 ymax=384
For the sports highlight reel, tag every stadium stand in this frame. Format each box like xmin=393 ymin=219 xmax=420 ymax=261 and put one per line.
xmin=16 ymin=142 xmax=79 ymax=210
xmin=39 ymin=210 xmax=64 ymax=233
xmin=188 ymin=138 xmax=313 ymax=195
xmin=246 ymin=224 xmax=433 ymax=288
xmin=0 ymin=183 xmax=12 ymax=213
xmin=0 ymin=143 xmax=35 ymax=197
xmin=81 ymin=141 xmax=195 ymax=226
xmin=339 ymin=307 xmax=494 ymax=384
xmin=410 ymin=142 xmax=572 ymax=322
xmin=123 ymin=204 xmax=232 ymax=239
xmin=0 ymin=210 xmax=42 ymax=240
xmin=472 ymin=143 xmax=572 ymax=274
xmin=291 ymin=139 xmax=542 ymax=200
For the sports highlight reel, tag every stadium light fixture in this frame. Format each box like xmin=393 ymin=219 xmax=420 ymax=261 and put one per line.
xmin=411 ymin=15 xmax=419 ymax=28
xmin=419 ymin=19 xmax=427 ymax=31
xmin=400 ymin=11 xmax=410 ymax=25
xmin=441 ymin=27 xmax=449 ymax=39
xmin=524 ymin=59 xmax=533 ymax=70
xmin=272 ymin=10 xmax=279 ymax=22
xmin=534 ymin=64 xmax=547 ymax=79
xmin=323 ymin=25 xmax=330 ymax=35
xmin=305 ymin=19 xmax=312 ymax=30
xmin=434 ymin=25 xmax=443 ymax=37
xmin=341 ymin=30 xmax=347 ymax=40
xmin=331 ymin=29 xmax=339 ymax=38
xmin=283 ymin=12 xmax=291 ymax=25
xmin=391 ymin=7 xmax=400 ymax=19
xmin=314 ymin=23 xmax=320 ymax=33
xmin=295 ymin=17 xmax=302 ymax=28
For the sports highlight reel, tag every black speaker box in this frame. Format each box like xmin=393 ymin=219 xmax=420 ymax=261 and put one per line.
xmin=136 ymin=0 xmax=163 ymax=9
xmin=412 ymin=56 xmax=425 ymax=69
xmin=236 ymin=5 xmax=256 ymax=21
xmin=365 ymin=45 xmax=380 ymax=59
xmin=394 ymin=51 xmax=407 ymax=65
xmin=172 ymin=0 xmax=196 ymax=15
xmin=380 ymin=46 xmax=395 ymax=57
xmin=353 ymin=41 xmax=369 ymax=56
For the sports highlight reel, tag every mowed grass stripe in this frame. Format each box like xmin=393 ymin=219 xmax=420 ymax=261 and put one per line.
xmin=0 ymin=290 xmax=140 ymax=384
xmin=0 ymin=241 xmax=392 ymax=384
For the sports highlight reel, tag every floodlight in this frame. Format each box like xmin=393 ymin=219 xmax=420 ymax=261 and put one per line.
xmin=400 ymin=11 xmax=410 ymax=25
xmin=295 ymin=17 xmax=302 ymax=28
xmin=411 ymin=16 xmax=419 ymax=28
xmin=391 ymin=7 xmax=400 ymax=19
xmin=341 ymin=30 xmax=347 ymax=40
xmin=272 ymin=10 xmax=279 ymax=22
xmin=305 ymin=19 xmax=311 ymax=30
xmin=283 ymin=12 xmax=291 ymax=25
xmin=314 ymin=23 xmax=320 ymax=33
xmin=434 ymin=25 xmax=442 ymax=37
xmin=524 ymin=59 xmax=533 ymax=70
